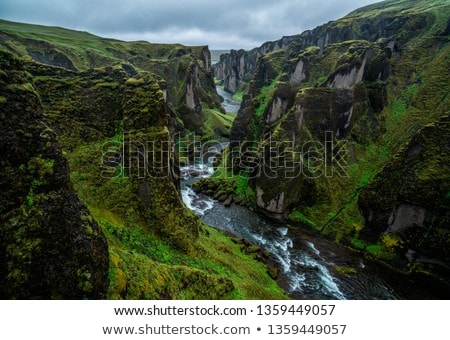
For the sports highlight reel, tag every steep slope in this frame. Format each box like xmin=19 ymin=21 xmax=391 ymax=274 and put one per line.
xmin=0 ymin=23 xmax=285 ymax=299
xmin=0 ymin=51 xmax=109 ymax=299
xmin=222 ymin=0 xmax=450 ymax=284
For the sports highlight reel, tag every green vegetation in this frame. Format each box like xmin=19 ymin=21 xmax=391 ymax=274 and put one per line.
xmin=288 ymin=211 xmax=317 ymax=228
xmin=255 ymin=81 xmax=277 ymax=118
xmin=0 ymin=18 xmax=224 ymax=141
xmin=233 ymin=91 xmax=244 ymax=101
xmin=201 ymin=108 xmax=235 ymax=138
xmin=210 ymin=152 xmax=256 ymax=203
xmin=233 ymin=173 xmax=255 ymax=200
xmin=226 ymin=0 xmax=450 ymax=281
xmin=67 ymin=131 xmax=284 ymax=299
xmin=0 ymin=19 xmax=206 ymax=70
xmin=334 ymin=266 xmax=358 ymax=275
xmin=92 ymin=207 xmax=286 ymax=299
xmin=125 ymin=77 xmax=145 ymax=87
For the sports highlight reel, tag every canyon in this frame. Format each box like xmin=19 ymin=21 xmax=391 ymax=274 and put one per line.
xmin=0 ymin=0 xmax=449 ymax=298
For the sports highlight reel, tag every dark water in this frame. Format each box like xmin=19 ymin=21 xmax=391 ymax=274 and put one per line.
xmin=180 ymin=162 xmax=448 ymax=300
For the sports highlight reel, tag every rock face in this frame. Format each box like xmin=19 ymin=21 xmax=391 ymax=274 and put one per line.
xmin=0 ymin=51 xmax=109 ymax=299
xmin=359 ymin=117 xmax=450 ymax=271
xmin=217 ymin=48 xmax=263 ymax=93
xmin=213 ymin=0 xmax=437 ymax=93
xmin=226 ymin=0 xmax=450 ymax=282
xmin=0 ymin=21 xmax=287 ymax=300
xmin=230 ymin=41 xmax=389 ymax=214
xmin=0 ymin=19 xmax=223 ymax=139
xmin=214 ymin=37 xmax=298 ymax=92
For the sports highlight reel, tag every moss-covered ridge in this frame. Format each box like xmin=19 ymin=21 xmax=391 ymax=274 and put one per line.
xmin=214 ymin=0 xmax=449 ymax=93
xmin=0 ymin=51 xmax=109 ymax=299
xmin=224 ymin=0 xmax=449 ymax=283
xmin=0 ymin=19 xmax=225 ymax=139
xmin=0 ymin=46 xmax=286 ymax=299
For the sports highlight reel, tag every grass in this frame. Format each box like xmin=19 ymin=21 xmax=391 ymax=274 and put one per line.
xmin=0 ymin=19 xmax=207 ymax=71
xmin=288 ymin=211 xmax=318 ymax=228
xmin=255 ymin=81 xmax=277 ymax=118
xmin=196 ymin=226 xmax=287 ymax=299
xmin=94 ymin=206 xmax=286 ymax=299
xmin=233 ymin=91 xmax=244 ymax=101
xmin=201 ymin=108 xmax=235 ymax=138
xmin=212 ymin=152 xmax=256 ymax=201
xmin=233 ymin=173 xmax=255 ymax=200
xmin=67 ymin=138 xmax=285 ymax=299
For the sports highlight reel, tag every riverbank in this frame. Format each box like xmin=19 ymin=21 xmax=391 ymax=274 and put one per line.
xmin=180 ymin=162 xmax=450 ymax=299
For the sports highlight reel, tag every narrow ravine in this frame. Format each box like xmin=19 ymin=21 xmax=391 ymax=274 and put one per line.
xmin=181 ymin=164 xmax=448 ymax=299
xmin=180 ymin=81 xmax=442 ymax=300
xmin=181 ymin=166 xmax=396 ymax=299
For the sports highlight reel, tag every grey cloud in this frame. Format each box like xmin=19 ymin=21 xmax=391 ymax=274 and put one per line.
xmin=0 ymin=0 xmax=381 ymax=49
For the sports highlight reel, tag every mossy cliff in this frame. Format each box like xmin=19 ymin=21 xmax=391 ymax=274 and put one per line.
xmin=0 ymin=51 xmax=108 ymax=299
xmin=0 ymin=23 xmax=286 ymax=299
xmin=214 ymin=0 xmax=448 ymax=94
xmin=225 ymin=0 xmax=450 ymax=283
xmin=358 ymin=117 xmax=450 ymax=275
xmin=0 ymin=19 xmax=224 ymax=139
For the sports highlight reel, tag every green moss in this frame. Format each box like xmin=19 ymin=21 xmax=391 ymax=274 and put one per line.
xmin=351 ymin=237 xmax=366 ymax=250
xmin=92 ymin=207 xmax=285 ymax=299
xmin=288 ymin=211 xmax=317 ymax=228
xmin=211 ymin=164 xmax=255 ymax=202
xmin=381 ymin=233 xmax=402 ymax=248
xmin=233 ymin=91 xmax=244 ymax=101
xmin=201 ymin=108 xmax=235 ymax=138
xmin=197 ymin=227 xmax=287 ymax=299
xmin=255 ymin=81 xmax=277 ymax=118
xmin=125 ymin=77 xmax=145 ymax=86
xmin=95 ymin=82 xmax=118 ymax=89
xmin=234 ymin=174 xmax=255 ymax=200
xmin=365 ymin=244 xmax=396 ymax=261
xmin=334 ymin=266 xmax=358 ymax=275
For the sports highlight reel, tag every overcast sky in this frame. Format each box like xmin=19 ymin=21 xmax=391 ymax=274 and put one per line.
xmin=1 ymin=0 xmax=381 ymax=50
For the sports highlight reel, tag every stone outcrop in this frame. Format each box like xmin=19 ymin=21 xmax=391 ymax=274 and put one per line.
xmin=0 ymin=51 xmax=109 ymax=299
xmin=230 ymin=41 xmax=389 ymax=213
xmin=358 ymin=117 xmax=450 ymax=272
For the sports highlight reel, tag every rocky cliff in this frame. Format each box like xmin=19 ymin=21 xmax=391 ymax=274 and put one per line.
xmin=0 ymin=19 xmax=226 ymax=139
xmin=0 ymin=22 xmax=285 ymax=299
xmin=224 ymin=0 xmax=449 ymax=283
xmin=214 ymin=0 xmax=447 ymax=93
xmin=0 ymin=51 xmax=109 ymax=299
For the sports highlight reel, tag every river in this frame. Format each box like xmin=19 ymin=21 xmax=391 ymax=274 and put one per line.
xmin=216 ymin=86 xmax=241 ymax=114
xmin=179 ymin=83 xmax=445 ymax=299
xmin=181 ymin=163 xmax=450 ymax=299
